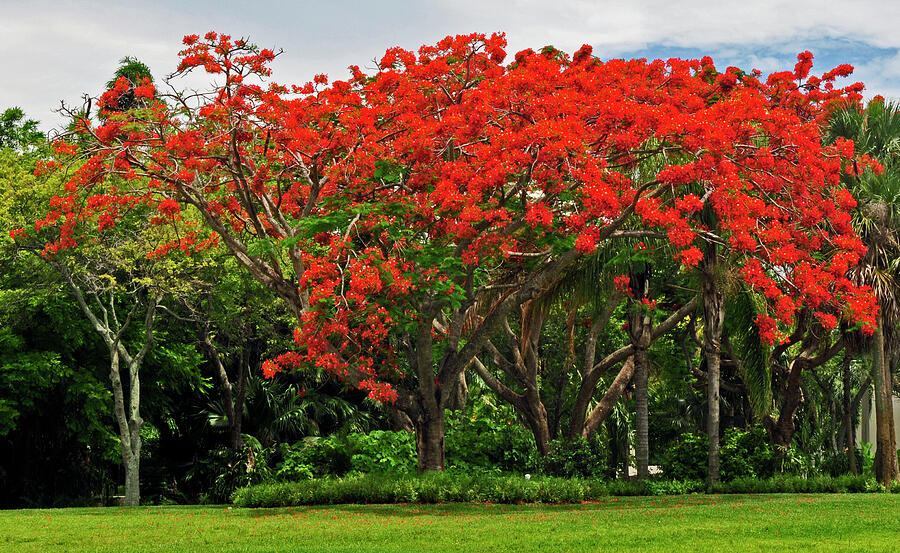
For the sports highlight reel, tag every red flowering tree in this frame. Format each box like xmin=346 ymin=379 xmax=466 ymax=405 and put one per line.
xmin=18 ymin=32 xmax=877 ymax=470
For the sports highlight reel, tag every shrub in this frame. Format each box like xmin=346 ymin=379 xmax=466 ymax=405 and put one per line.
xmin=541 ymin=436 xmax=608 ymax=478
xmin=275 ymin=431 xmax=416 ymax=479
xmin=445 ymin=404 xmax=537 ymax=473
xmin=820 ymin=449 xmax=865 ymax=477
xmin=233 ymin=472 xmax=883 ymax=508
xmin=660 ymin=433 xmax=708 ymax=481
xmin=720 ymin=427 xmax=777 ymax=480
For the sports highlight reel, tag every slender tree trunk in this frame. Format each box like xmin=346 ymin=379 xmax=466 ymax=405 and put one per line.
xmin=202 ymin=331 xmax=244 ymax=450
xmin=629 ymin=270 xmax=653 ymax=480
xmin=842 ymin=354 xmax=858 ymax=475
xmin=885 ymin=349 xmax=899 ymax=483
xmin=873 ymin=320 xmax=899 ymax=486
xmin=634 ymin=346 xmax=650 ymax=479
xmin=701 ymin=262 xmax=724 ymax=485
xmin=622 ymin=413 xmax=632 ymax=480
xmin=873 ymin=319 xmax=892 ymax=488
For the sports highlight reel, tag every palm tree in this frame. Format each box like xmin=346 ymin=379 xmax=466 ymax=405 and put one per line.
xmin=825 ymin=98 xmax=900 ymax=487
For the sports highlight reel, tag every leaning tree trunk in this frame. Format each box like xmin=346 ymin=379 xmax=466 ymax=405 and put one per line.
xmin=701 ymin=260 xmax=725 ymax=485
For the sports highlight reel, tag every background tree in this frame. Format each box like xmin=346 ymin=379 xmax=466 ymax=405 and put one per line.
xmin=0 ymin=107 xmax=42 ymax=151
xmin=825 ymin=97 xmax=900 ymax=487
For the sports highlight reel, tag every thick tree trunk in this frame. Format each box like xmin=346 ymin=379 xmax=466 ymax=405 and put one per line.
xmin=414 ymin=411 xmax=445 ymax=472
xmin=525 ymin=406 xmax=552 ymax=457
xmin=701 ymin=263 xmax=724 ymax=485
xmin=124 ymin=448 xmax=141 ymax=506
xmin=412 ymin=317 xmax=445 ymax=472
xmin=772 ymin=362 xmax=804 ymax=448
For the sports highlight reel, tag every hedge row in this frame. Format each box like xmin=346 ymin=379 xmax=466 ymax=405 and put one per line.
xmin=233 ymin=473 xmax=885 ymax=507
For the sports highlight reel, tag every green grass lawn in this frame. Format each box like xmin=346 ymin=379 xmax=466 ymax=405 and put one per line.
xmin=2 ymin=494 xmax=898 ymax=552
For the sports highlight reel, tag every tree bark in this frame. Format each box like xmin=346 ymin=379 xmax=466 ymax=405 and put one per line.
xmin=873 ymin=318 xmax=899 ymax=488
xmin=701 ymin=261 xmax=724 ymax=485
xmin=414 ymin=411 xmax=445 ymax=472
xmin=633 ymin=346 xmax=650 ymax=480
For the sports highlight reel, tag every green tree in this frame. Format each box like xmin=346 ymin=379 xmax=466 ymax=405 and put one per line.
xmin=825 ymin=98 xmax=900 ymax=488
xmin=0 ymin=107 xmax=42 ymax=151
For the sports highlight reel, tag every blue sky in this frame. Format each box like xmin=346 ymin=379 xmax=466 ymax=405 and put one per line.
xmin=3 ymin=0 xmax=899 ymax=131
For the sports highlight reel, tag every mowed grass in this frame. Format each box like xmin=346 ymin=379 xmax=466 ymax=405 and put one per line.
xmin=2 ymin=494 xmax=898 ymax=553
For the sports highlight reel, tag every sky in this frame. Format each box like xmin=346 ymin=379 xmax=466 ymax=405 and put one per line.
xmin=3 ymin=0 xmax=899 ymax=132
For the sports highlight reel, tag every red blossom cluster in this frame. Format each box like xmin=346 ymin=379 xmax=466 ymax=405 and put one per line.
xmin=15 ymin=32 xmax=880 ymax=399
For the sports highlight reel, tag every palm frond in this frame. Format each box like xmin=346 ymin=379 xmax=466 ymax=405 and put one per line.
xmin=725 ymin=290 xmax=772 ymax=418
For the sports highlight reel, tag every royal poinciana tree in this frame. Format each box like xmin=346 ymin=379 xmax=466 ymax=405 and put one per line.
xmin=18 ymin=32 xmax=878 ymax=471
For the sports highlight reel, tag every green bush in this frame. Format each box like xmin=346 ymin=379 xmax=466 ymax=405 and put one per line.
xmin=344 ymin=431 xmax=416 ymax=474
xmin=541 ymin=436 xmax=608 ymax=478
xmin=709 ymin=474 xmax=874 ymax=494
xmin=275 ymin=431 xmax=416 ymax=479
xmin=720 ymin=427 xmax=777 ymax=480
xmin=209 ymin=441 xmax=273 ymax=503
xmin=820 ymin=449 xmax=865 ymax=477
xmin=445 ymin=404 xmax=537 ymax=473
xmin=660 ymin=432 xmax=708 ymax=481
xmin=661 ymin=427 xmax=780 ymax=482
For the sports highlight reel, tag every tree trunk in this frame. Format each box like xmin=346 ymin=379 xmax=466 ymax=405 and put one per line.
xmin=842 ymin=354 xmax=858 ymax=475
xmin=874 ymin=319 xmax=891 ymax=488
xmin=701 ymin=262 xmax=724 ymax=485
xmin=124 ymin=447 xmax=140 ymax=507
xmin=873 ymin=319 xmax=899 ymax=487
xmin=885 ymin=348 xmax=899 ymax=483
xmin=414 ymin=411 xmax=445 ymax=472
xmin=634 ymin=346 xmax=650 ymax=479
xmin=582 ymin=358 xmax=635 ymax=439
xmin=109 ymin=348 xmax=142 ymax=506
xmin=629 ymin=270 xmax=652 ymax=480
xmin=412 ymin=317 xmax=445 ymax=472
xmin=525 ymin=408 xmax=552 ymax=457
xmin=772 ymin=362 xmax=804 ymax=448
